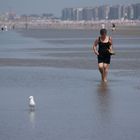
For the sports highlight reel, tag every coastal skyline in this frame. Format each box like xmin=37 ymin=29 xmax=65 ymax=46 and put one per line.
xmin=1 ymin=0 xmax=140 ymax=16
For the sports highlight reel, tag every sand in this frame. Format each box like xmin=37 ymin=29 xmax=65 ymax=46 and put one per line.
xmin=0 ymin=28 xmax=140 ymax=140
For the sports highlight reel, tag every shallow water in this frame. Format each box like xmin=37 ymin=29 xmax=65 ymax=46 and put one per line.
xmin=0 ymin=30 xmax=140 ymax=140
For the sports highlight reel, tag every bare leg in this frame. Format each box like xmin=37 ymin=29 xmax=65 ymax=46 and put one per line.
xmin=98 ymin=63 xmax=104 ymax=81
xmin=103 ymin=63 xmax=110 ymax=82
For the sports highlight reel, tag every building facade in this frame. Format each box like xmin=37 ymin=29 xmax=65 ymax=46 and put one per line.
xmin=62 ymin=3 xmax=140 ymax=21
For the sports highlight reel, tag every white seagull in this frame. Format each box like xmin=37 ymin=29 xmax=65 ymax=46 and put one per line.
xmin=29 ymin=96 xmax=36 ymax=110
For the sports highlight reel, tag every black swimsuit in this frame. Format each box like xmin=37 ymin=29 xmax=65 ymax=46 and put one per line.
xmin=98 ymin=37 xmax=111 ymax=64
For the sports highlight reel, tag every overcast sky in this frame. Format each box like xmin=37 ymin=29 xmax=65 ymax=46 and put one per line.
xmin=1 ymin=0 xmax=139 ymax=16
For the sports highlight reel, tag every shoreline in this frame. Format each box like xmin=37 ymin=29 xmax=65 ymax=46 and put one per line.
xmin=16 ymin=26 xmax=140 ymax=40
xmin=0 ymin=20 xmax=140 ymax=30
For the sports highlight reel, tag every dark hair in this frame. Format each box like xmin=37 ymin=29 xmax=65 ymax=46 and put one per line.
xmin=100 ymin=29 xmax=107 ymax=35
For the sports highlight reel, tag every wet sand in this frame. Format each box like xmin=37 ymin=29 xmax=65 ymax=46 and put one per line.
xmin=2 ymin=26 xmax=140 ymax=70
xmin=0 ymin=48 xmax=140 ymax=70
xmin=0 ymin=28 xmax=140 ymax=140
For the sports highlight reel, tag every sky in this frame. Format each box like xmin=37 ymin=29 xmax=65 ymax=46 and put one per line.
xmin=0 ymin=0 xmax=140 ymax=17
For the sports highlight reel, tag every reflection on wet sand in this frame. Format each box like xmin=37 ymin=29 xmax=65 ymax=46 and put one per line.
xmin=29 ymin=110 xmax=36 ymax=128
xmin=97 ymin=82 xmax=112 ymax=123
xmin=97 ymin=82 xmax=109 ymax=94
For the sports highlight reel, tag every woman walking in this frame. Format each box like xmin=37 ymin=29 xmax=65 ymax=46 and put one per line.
xmin=93 ymin=29 xmax=114 ymax=82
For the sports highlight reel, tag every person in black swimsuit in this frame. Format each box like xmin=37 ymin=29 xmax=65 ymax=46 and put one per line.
xmin=93 ymin=29 xmax=113 ymax=82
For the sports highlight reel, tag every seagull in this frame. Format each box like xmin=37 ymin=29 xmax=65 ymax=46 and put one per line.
xmin=29 ymin=96 xmax=36 ymax=111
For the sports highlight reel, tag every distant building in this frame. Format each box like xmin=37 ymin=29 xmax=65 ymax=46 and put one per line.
xmin=98 ymin=6 xmax=104 ymax=20
xmin=109 ymin=5 xmax=121 ymax=19
xmin=62 ymin=8 xmax=84 ymax=21
xmin=120 ymin=5 xmax=126 ymax=19
xmin=83 ymin=7 xmax=94 ymax=21
xmin=127 ymin=5 xmax=134 ymax=19
xmin=62 ymin=8 xmax=74 ymax=20
xmin=41 ymin=13 xmax=55 ymax=19
xmin=93 ymin=7 xmax=99 ymax=20
xmin=76 ymin=8 xmax=84 ymax=21
xmin=72 ymin=8 xmax=77 ymax=20
xmin=98 ymin=5 xmax=110 ymax=20
xmin=133 ymin=3 xmax=140 ymax=19
xmin=61 ymin=3 xmax=140 ymax=21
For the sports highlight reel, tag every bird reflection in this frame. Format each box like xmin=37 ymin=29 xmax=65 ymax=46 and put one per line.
xmin=29 ymin=110 xmax=36 ymax=128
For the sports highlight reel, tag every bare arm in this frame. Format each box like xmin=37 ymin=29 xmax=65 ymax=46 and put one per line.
xmin=108 ymin=36 xmax=115 ymax=55
xmin=93 ymin=39 xmax=99 ymax=56
xmin=109 ymin=36 xmax=113 ymax=51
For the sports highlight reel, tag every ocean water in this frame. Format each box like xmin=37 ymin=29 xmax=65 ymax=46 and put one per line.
xmin=0 ymin=30 xmax=140 ymax=140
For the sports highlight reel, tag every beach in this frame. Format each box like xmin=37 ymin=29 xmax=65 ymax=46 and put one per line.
xmin=0 ymin=27 xmax=140 ymax=140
